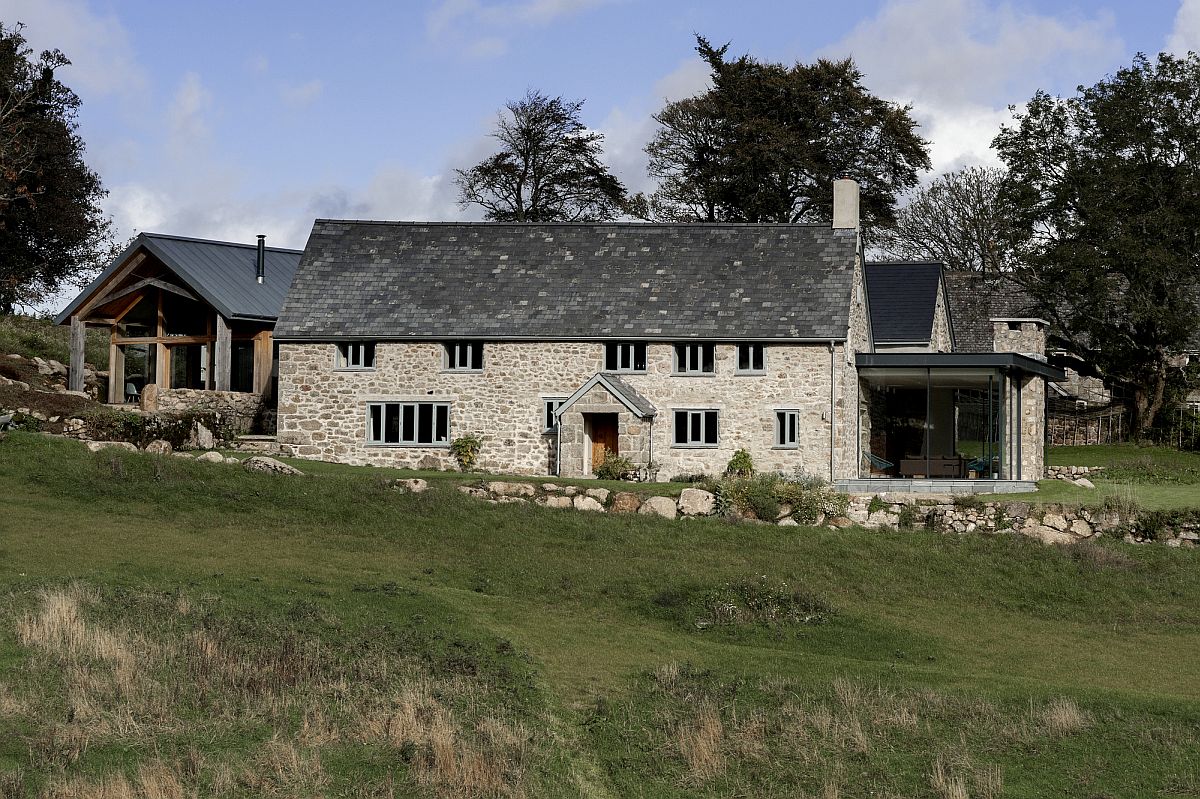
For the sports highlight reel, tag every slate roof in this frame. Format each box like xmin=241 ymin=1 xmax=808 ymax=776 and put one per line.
xmin=56 ymin=233 xmax=302 ymax=324
xmin=941 ymin=270 xmax=1037 ymax=353
xmin=275 ymin=221 xmax=860 ymax=341
xmin=556 ymin=373 xmax=657 ymax=419
xmin=864 ymin=262 xmax=945 ymax=344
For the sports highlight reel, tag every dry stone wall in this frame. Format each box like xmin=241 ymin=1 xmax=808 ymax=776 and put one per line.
xmin=152 ymin=388 xmax=264 ymax=434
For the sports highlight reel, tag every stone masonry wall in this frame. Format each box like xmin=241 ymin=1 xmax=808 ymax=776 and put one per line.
xmin=992 ymin=319 xmax=1048 ymax=357
xmin=152 ymin=388 xmax=263 ymax=434
xmin=277 ymin=340 xmax=862 ymax=479
xmin=931 ymin=281 xmax=952 ymax=352
xmin=557 ymin=383 xmax=652 ymax=478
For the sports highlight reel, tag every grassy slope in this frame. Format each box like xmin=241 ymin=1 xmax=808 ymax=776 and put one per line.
xmin=979 ymin=444 xmax=1200 ymax=510
xmin=2 ymin=432 xmax=1200 ymax=797
xmin=0 ymin=314 xmax=108 ymax=367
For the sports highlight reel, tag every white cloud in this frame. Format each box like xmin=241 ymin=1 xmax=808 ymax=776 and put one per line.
xmin=167 ymin=72 xmax=213 ymax=153
xmin=425 ymin=0 xmax=618 ymax=58
xmin=822 ymin=0 xmax=1123 ymax=172
xmin=0 ymin=0 xmax=146 ymax=97
xmin=1168 ymin=0 xmax=1200 ymax=54
xmin=281 ymin=79 xmax=325 ymax=109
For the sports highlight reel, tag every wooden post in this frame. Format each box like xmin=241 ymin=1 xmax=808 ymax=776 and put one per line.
xmin=253 ymin=331 xmax=273 ymax=395
xmin=69 ymin=315 xmax=86 ymax=393
xmin=107 ymin=337 xmax=125 ymax=404
xmin=214 ymin=314 xmax=231 ymax=391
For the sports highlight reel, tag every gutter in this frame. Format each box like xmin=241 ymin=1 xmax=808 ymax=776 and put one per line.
xmin=829 ymin=340 xmax=836 ymax=482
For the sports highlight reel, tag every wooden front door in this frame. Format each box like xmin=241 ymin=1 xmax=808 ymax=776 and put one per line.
xmin=589 ymin=413 xmax=619 ymax=473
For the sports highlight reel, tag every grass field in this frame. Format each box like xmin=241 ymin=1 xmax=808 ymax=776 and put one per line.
xmin=0 ymin=315 xmax=108 ymax=368
xmin=979 ymin=444 xmax=1200 ymax=510
xmin=2 ymin=432 xmax=1200 ymax=797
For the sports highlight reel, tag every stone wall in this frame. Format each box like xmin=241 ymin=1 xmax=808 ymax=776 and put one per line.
xmin=151 ymin=388 xmax=264 ymax=434
xmin=557 ymin=383 xmax=652 ymax=478
xmin=276 ymin=339 xmax=863 ymax=479
xmin=991 ymin=319 xmax=1048 ymax=357
xmin=930 ymin=281 xmax=953 ymax=352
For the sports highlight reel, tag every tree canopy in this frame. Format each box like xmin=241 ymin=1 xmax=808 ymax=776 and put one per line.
xmin=642 ymin=37 xmax=931 ymax=228
xmin=455 ymin=90 xmax=627 ymax=222
xmin=873 ymin=166 xmax=1011 ymax=272
xmin=0 ymin=23 xmax=113 ymax=315
xmin=994 ymin=51 xmax=1200 ymax=433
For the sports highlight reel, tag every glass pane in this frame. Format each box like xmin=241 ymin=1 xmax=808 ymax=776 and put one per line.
xmin=674 ymin=345 xmax=684 ymax=371
xmin=364 ymin=343 xmax=375 ymax=368
xmin=674 ymin=411 xmax=687 ymax=444
xmin=738 ymin=346 xmax=749 ymax=371
xmin=690 ymin=413 xmax=701 ymax=442
xmin=418 ymin=403 xmax=434 ymax=443
xmin=385 ymin=404 xmax=401 ymax=443
xmin=633 ymin=344 xmax=646 ymax=371
xmin=605 ymin=345 xmax=617 ymax=371
xmin=435 ymin=405 xmax=449 ymax=442
xmin=471 ymin=342 xmax=482 ymax=370
xmin=776 ymin=411 xmax=785 ymax=445
xmin=702 ymin=345 xmax=714 ymax=373
xmin=704 ymin=412 xmax=718 ymax=444
xmin=402 ymin=404 xmax=415 ymax=442
xmin=788 ymin=413 xmax=797 ymax=443
xmin=620 ymin=345 xmax=631 ymax=371
xmin=754 ymin=345 xmax=764 ymax=371
xmin=369 ymin=405 xmax=382 ymax=442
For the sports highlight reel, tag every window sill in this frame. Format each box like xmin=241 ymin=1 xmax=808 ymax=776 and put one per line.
xmin=365 ymin=442 xmax=451 ymax=448
xmin=671 ymin=444 xmax=718 ymax=449
xmin=603 ymin=369 xmax=647 ymax=375
xmin=441 ymin=369 xmax=484 ymax=374
xmin=735 ymin=370 xmax=766 ymax=376
xmin=334 ymin=367 xmax=376 ymax=372
xmin=670 ymin=372 xmax=716 ymax=378
xmin=771 ymin=445 xmax=800 ymax=450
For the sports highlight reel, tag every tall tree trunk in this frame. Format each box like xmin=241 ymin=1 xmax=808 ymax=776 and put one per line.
xmin=1131 ymin=361 xmax=1169 ymax=437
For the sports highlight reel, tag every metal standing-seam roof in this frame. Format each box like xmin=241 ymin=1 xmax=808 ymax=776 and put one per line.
xmin=864 ymin=261 xmax=946 ymax=345
xmin=275 ymin=221 xmax=861 ymax=341
xmin=56 ymin=233 xmax=303 ymax=324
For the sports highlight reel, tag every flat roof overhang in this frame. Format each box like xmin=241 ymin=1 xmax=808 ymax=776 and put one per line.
xmin=856 ymin=352 xmax=1066 ymax=382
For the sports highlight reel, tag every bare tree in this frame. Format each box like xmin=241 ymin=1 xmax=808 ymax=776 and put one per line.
xmin=455 ymin=90 xmax=626 ymax=222
xmin=873 ymin=166 xmax=1010 ymax=272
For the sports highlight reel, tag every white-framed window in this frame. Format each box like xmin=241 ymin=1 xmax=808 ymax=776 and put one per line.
xmin=543 ymin=397 xmax=566 ymax=433
xmin=366 ymin=402 xmax=450 ymax=446
xmin=445 ymin=341 xmax=483 ymax=371
xmin=604 ymin=342 xmax=647 ymax=372
xmin=737 ymin=343 xmax=765 ymax=374
xmin=673 ymin=409 xmax=719 ymax=447
xmin=673 ymin=343 xmax=715 ymax=374
xmin=775 ymin=410 xmax=799 ymax=448
xmin=335 ymin=342 xmax=376 ymax=370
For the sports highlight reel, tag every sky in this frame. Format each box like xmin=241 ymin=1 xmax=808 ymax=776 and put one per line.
xmin=0 ymin=0 xmax=1196 ymax=260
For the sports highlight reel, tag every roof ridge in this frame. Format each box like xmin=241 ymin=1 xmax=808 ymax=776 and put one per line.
xmin=140 ymin=231 xmax=303 ymax=253
xmin=311 ymin=218 xmax=835 ymax=230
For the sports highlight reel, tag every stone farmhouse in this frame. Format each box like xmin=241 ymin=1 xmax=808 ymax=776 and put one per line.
xmin=271 ymin=180 xmax=1064 ymax=491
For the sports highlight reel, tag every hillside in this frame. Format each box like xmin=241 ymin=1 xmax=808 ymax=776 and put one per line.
xmin=1 ymin=432 xmax=1199 ymax=797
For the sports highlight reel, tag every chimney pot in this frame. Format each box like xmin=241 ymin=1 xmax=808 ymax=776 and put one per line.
xmin=832 ymin=178 xmax=860 ymax=230
xmin=255 ymin=234 xmax=266 ymax=284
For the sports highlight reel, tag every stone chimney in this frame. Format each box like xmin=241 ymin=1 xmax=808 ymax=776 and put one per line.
xmin=832 ymin=178 xmax=860 ymax=230
xmin=991 ymin=318 xmax=1048 ymax=360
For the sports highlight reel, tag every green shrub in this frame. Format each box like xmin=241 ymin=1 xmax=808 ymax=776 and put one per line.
xmin=81 ymin=408 xmax=229 ymax=449
xmin=698 ymin=575 xmax=834 ymax=629
xmin=774 ymin=478 xmax=850 ymax=523
xmin=867 ymin=495 xmax=887 ymax=514
xmin=449 ymin=433 xmax=483 ymax=472
xmin=595 ymin=448 xmax=637 ymax=481
xmin=725 ymin=448 xmax=754 ymax=477
xmin=898 ymin=504 xmax=920 ymax=530
xmin=953 ymin=494 xmax=984 ymax=510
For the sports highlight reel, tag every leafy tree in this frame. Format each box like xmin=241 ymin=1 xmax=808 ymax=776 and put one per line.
xmin=643 ymin=37 xmax=930 ymax=228
xmin=993 ymin=52 xmax=1200 ymax=434
xmin=873 ymin=166 xmax=1011 ymax=272
xmin=455 ymin=90 xmax=626 ymax=222
xmin=0 ymin=23 xmax=113 ymax=314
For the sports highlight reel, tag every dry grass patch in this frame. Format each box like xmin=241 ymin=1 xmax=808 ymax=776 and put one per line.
xmin=1035 ymin=696 xmax=1092 ymax=736
xmin=677 ymin=700 xmax=726 ymax=784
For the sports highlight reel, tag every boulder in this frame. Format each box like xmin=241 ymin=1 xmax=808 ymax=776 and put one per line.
xmin=826 ymin=516 xmax=854 ymax=528
xmin=196 ymin=451 xmax=226 ymax=463
xmin=778 ymin=517 xmax=800 ymax=527
xmin=1074 ymin=477 xmax=1096 ymax=490
xmin=144 ymin=439 xmax=173 ymax=456
xmin=172 ymin=452 xmax=194 ymax=459
xmin=496 ymin=495 xmax=527 ymax=504
xmin=242 ymin=455 xmax=304 ymax=475
xmin=47 ymin=359 xmax=68 ymax=377
xmin=584 ymin=487 xmax=611 ymax=503
xmin=536 ymin=495 xmax=573 ymax=509
xmin=677 ymin=488 xmax=716 ymax=516
xmin=1024 ymin=525 xmax=1075 ymax=545
xmin=458 ymin=486 xmax=490 ymax=499
xmin=395 ymin=478 xmax=429 ymax=493
xmin=609 ymin=492 xmax=642 ymax=514
xmin=84 ymin=440 xmax=136 ymax=452
xmin=140 ymin=383 xmax=159 ymax=412
xmin=487 ymin=481 xmax=536 ymax=497
xmin=1069 ymin=519 xmax=1093 ymax=537
xmin=189 ymin=419 xmax=215 ymax=450
xmin=224 ymin=457 xmax=241 ymax=464
xmin=1041 ymin=513 xmax=1069 ymax=532
xmin=541 ymin=483 xmax=562 ymax=493
xmin=638 ymin=495 xmax=677 ymax=520
xmin=31 ymin=357 xmax=52 ymax=375
xmin=573 ymin=495 xmax=605 ymax=512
